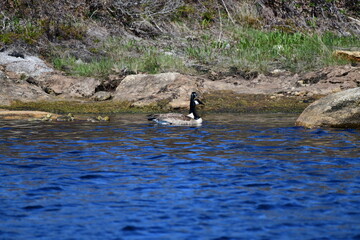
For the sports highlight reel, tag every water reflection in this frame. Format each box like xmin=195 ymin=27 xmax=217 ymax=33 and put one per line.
xmin=1 ymin=113 xmax=360 ymax=239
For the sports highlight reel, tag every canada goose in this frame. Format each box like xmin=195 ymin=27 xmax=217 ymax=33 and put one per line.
xmin=148 ymin=92 xmax=204 ymax=126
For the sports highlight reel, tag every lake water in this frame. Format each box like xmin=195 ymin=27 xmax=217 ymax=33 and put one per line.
xmin=1 ymin=113 xmax=360 ymax=240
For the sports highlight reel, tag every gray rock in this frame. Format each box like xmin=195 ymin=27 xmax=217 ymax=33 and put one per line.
xmin=296 ymin=88 xmax=360 ymax=128
xmin=0 ymin=51 xmax=53 ymax=77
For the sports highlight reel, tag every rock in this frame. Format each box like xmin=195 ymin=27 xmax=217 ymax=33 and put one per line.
xmin=0 ymin=50 xmax=53 ymax=77
xmin=294 ymin=65 xmax=359 ymax=95
xmin=113 ymin=73 xmax=201 ymax=108
xmin=0 ymin=110 xmax=60 ymax=120
xmin=295 ymin=88 xmax=360 ymax=128
xmin=112 ymin=66 xmax=359 ymax=108
xmin=91 ymin=91 xmax=112 ymax=101
xmin=130 ymin=20 xmax=160 ymax=37
xmin=86 ymin=25 xmax=110 ymax=41
xmin=28 ymin=113 xmax=54 ymax=122
xmin=36 ymin=74 xmax=101 ymax=98
xmin=334 ymin=50 xmax=360 ymax=62
xmin=107 ymin=71 xmax=294 ymax=101
xmin=0 ymin=77 xmax=51 ymax=106
xmin=271 ymin=69 xmax=286 ymax=75
xmin=8 ymin=51 xmax=25 ymax=59
xmin=0 ymin=69 xmax=103 ymax=106
xmin=0 ymin=69 xmax=6 ymax=79
xmin=67 ymin=77 xmax=100 ymax=98
xmin=203 ymin=73 xmax=296 ymax=95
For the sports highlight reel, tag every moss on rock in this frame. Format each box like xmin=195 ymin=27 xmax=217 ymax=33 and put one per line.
xmin=1 ymin=92 xmax=316 ymax=115
xmin=203 ymin=91 xmax=315 ymax=113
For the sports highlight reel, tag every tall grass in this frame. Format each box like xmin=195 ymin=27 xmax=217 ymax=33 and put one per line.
xmin=53 ymin=38 xmax=191 ymax=77
xmin=185 ymin=27 xmax=359 ymax=72
xmin=234 ymin=29 xmax=357 ymax=72
xmin=53 ymin=27 xmax=359 ymax=76
xmin=53 ymin=57 xmax=114 ymax=76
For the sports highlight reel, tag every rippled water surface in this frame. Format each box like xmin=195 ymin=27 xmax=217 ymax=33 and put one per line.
xmin=1 ymin=113 xmax=360 ymax=240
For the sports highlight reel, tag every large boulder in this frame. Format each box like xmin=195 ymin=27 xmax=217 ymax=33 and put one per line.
xmin=113 ymin=72 xmax=202 ymax=108
xmin=295 ymin=88 xmax=360 ymax=128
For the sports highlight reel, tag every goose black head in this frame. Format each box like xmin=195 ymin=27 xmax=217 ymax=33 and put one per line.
xmin=190 ymin=92 xmax=204 ymax=105
xmin=191 ymin=92 xmax=198 ymax=100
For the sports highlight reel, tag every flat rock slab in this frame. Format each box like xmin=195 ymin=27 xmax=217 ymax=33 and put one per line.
xmin=0 ymin=110 xmax=60 ymax=120
xmin=296 ymin=87 xmax=360 ymax=128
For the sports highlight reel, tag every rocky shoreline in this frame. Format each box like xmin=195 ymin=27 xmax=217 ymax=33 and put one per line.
xmin=0 ymin=51 xmax=360 ymax=128
xmin=0 ymin=50 xmax=359 ymax=118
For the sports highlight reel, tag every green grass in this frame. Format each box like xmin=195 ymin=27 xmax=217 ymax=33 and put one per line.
xmin=0 ymin=16 xmax=86 ymax=46
xmin=53 ymin=38 xmax=192 ymax=77
xmin=0 ymin=19 xmax=44 ymax=45
xmin=185 ymin=27 xmax=359 ymax=73
xmin=52 ymin=26 xmax=359 ymax=77
xmin=53 ymin=57 xmax=114 ymax=76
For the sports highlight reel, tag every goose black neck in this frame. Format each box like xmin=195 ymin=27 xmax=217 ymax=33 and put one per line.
xmin=189 ymin=97 xmax=200 ymax=120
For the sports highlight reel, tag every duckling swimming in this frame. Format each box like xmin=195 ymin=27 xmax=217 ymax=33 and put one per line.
xmin=56 ymin=113 xmax=75 ymax=122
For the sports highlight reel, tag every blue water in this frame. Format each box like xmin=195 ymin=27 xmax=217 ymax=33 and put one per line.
xmin=1 ymin=113 xmax=360 ymax=240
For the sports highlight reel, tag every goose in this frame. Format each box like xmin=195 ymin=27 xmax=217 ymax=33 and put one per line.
xmin=148 ymin=92 xmax=204 ymax=126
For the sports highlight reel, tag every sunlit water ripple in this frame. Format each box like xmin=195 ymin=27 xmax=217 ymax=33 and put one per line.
xmin=1 ymin=113 xmax=360 ymax=240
